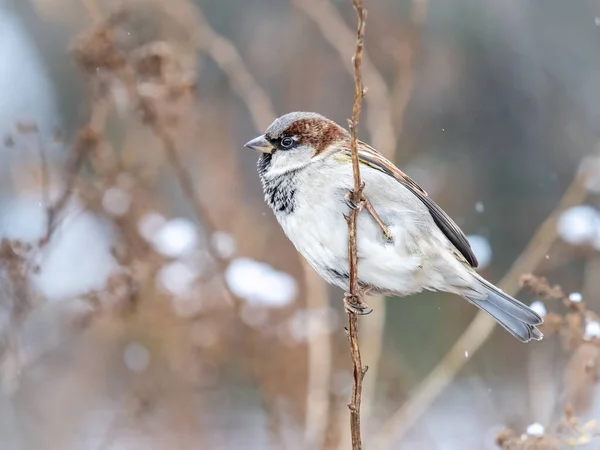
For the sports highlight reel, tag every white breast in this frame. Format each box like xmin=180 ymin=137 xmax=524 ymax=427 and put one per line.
xmin=272 ymin=157 xmax=466 ymax=296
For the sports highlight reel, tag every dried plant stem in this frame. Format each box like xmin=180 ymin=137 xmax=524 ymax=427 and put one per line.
xmin=41 ymin=99 xmax=109 ymax=245
xmin=345 ymin=1 xmax=368 ymax=449
xmin=303 ymin=260 xmax=333 ymax=449
xmin=167 ymin=4 xmax=337 ymax=445
xmin=390 ymin=0 xmax=429 ymax=140
xmin=157 ymin=0 xmax=274 ymax=131
xmin=80 ymin=0 xmax=233 ymax=301
xmin=129 ymin=81 xmax=235 ymax=306
xmin=81 ymin=4 xmax=335 ymax=446
xmin=293 ymin=0 xmax=395 ymax=157
xmin=374 ymin=153 xmax=595 ymax=450
xmin=297 ymin=0 xmax=428 ymax=441
xmin=357 ymin=0 xmax=428 ymax=437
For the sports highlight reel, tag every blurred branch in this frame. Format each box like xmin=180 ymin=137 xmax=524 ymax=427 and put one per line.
xmin=156 ymin=0 xmax=274 ymax=131
xmin=345 ymin=1 xmax=368 ymax=449
xmin=374 ymin=151 xmax=596 ymax=450
xmin=36 ymin=131 xmax=50 ymax=216
xmin=358 ymin=1 xmax=428 ymax=440
xmin=295 ymin=1 xmax=428 ymax=440
xmin=293 ymin=0 xmax=396 ymax=157
xmin=77 ymin=1 xmax=234 ymax=305
xmin=41 ymin=102 xmax=108 ymax=246
xmin=303 ymin=260 xmax=333 ymax=449
xmin=193 ymin=12 xmax=275 ymax=131
xmin=148 ymin=2 xmax=337 ymax=446
xmin=389 ymin=0 xmax=428 ymax=141
xmin=81 ymin=0 xmax=102 ymax=21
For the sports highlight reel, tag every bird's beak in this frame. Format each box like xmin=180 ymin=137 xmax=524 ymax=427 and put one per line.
xmin=244 ymin=135 xmax=274 ymax=154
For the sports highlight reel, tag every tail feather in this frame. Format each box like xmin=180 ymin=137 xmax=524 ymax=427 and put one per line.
xmin=466 ymin=276 xmax=543 ymax=343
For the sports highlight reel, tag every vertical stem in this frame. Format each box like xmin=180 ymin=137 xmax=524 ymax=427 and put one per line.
xmin=347 ymin=1 xmax=367 ymax=449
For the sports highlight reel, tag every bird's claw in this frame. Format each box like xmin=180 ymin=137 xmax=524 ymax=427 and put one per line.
xmin=345 ymin=191 xmax=395 ymax=244
xmin=344 ymin=191 xmax=365 ymax=211
xmin=344 ymin=292 xmax=373 ymax=315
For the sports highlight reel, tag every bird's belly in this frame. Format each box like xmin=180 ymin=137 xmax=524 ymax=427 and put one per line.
xmin=277 ymin=204 xmax=428 ymax=295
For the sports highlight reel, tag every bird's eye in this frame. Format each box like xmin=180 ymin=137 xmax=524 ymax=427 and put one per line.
xmin=280 ymin=137 xmax=295 ymax=149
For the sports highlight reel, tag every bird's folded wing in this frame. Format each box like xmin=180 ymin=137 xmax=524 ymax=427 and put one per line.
xmin=341 ymin=143 xmax=479 ymax=268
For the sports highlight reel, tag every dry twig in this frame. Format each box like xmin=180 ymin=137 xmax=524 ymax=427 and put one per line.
xmin=303 ymin=263 xmax=333 ymax=449
xmin=345 ymin=1 xmax=368 ymax=449
xmin=160 ymin=3 xmax=336 ymax=444
xmin=81 ymin=2 xmax=336 ymax=447
xmin=40 ymin=102 xmax=109 ymax=246
xmin=296 ymin=1 xmax=429 ymax=443
xmin=389 ymin=0 xmax=429 ymax=141
xmin=170 ymin=4 xmax=337 ymax=445
xmin=76 ymin=2 xmax=234 ymax=302
xmin=156 ymin=0 xmax=274 ymax=131
xmin=293 ymin=0 xmax=396 ymax=157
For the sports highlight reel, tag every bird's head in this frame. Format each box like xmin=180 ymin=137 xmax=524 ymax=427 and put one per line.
xmin=244 ymin=112 xmax=349 ymax=178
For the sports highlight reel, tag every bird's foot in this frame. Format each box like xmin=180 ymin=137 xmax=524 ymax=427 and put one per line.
xmin=344 ymin=191 xmax=366 ymax=212
xmin=344 ymin=191 xmax=394 ymax=243
xmin=344 ymin=287 xmax=373 ymax=315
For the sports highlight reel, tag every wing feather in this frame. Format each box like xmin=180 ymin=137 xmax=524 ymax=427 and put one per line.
xmin=341 ymin=143 xmax=479 ymax=268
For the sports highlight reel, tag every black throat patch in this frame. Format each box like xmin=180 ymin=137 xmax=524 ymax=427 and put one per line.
xmin=257 ymin=154 xmax=297 ymax=214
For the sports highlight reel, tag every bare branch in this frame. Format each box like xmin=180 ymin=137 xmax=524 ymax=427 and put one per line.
xmin=76 ymin=3 xmax=234 ymax=305
xmin=165 ymin=3 xmax=338 ymax=445
xmin=167 ymin=4 xmax=338 ymax=445
xmin=293 ymin=0 xmax=396 ymax=157
xmin=41 ymin=102 xmax=109 ymax=246
xmin=359 ymin=0 xmax=428 ymax=433
xmin=390 ymin=0 xmax=429 ymax=141
xmin=156 ymin=0 xmax=275 ymax=130
xmin=346 ymin=1 xmax=368 ymax=449
xmin=303 ymin=260 xmax=333 ymax=449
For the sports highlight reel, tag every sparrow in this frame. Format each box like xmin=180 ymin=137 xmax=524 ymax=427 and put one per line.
xmin=244 ymin=112 xmax=543 ymax=342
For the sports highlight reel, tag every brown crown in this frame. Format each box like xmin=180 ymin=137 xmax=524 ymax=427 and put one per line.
xmin=283 ymin=118 xmax=348 ymax=154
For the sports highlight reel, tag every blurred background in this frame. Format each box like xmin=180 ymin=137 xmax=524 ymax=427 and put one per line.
xmin=0 ymin=0 xmax=600 ymax=448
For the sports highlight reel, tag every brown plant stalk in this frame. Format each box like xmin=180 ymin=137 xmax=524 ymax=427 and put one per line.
xmin=293 ymin=0 xmax=395 ymax=157
xmin=80 ymin=2 xmax=336 ymax=447
xmin=160 ymin=2 xmax=335 ymax=444
xmin=294 ymin=1 xmax=428 ymax=443
xmin=178 ymin=4 xmax=337 ymax=445
xmin=77 ymin=1 xmax=234 ymax=305
xmin=171 ymin=2 xmax=337 ymax=445
xmin=155 ymin=0 xmax=274 ymax=132
xmin=346 ymin=1 xmax=368 ymax=449
xmin=41 ymin=100 xmax=109 ymax=246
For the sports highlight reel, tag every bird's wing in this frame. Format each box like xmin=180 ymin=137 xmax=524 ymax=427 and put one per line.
xmin=340 ymin=142 xmax=479 ymax=268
